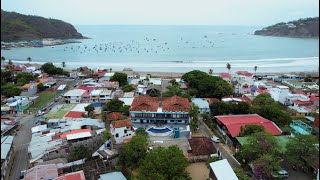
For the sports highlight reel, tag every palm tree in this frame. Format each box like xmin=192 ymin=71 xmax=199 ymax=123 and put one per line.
xmin=254 ymin=66 xmax=258 ymax=75
xmin=209 ymin=69 xmax=213 ymax=75
xmin=27 ymin=57 xmax=32 ymax=64
xmin=109 ymin=68 xmax=112 ymax=72
xmin=1 ymin=56 xmax=5 ymax=67
xmin=226 ymin=63 xmax=231 ymax=74
xmin=62 ymin=62 xmax=66 ymax=68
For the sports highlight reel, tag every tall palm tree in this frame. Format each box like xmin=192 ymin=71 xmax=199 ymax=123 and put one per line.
xmin=109 ymin=68 xmax=112 ymax=72
xmin=27 ymin=57 xmax=32 ymax=64
xmin=1 ymin=56 xmax=5 ymax=67
xmin=226 ymin=63 xmax=231 ymax=74
xmin=62 ymin=62 xmax=66 ymax=68
xmin=209 ymin=69 xmax=213 ymax=75
xmin=254 ymin=66 xmax=258 ymax=75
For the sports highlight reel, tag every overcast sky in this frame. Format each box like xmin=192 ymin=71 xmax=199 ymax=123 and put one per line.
xmin=1 ymin=0 xmax=319 ymax=26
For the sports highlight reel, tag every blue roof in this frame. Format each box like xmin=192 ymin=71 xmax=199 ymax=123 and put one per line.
xmin=99 ymin=172 xmax=127 ymax=180
xmin=191 ymin=98 xmax=209 ymax=109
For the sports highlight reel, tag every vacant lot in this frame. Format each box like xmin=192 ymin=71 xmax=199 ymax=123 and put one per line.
xmin=186 ymin=162 xmax=209 ymax=180
xmin=30 ymin=90 xmax=58 ymax=110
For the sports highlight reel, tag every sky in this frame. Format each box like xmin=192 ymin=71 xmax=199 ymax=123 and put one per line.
xmin=1 ymin=0 xmax=319 ymax=26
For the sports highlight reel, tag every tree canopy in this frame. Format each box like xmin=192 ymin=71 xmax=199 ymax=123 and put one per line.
xmin=285 ymin=135 xmax=319 ymax=167
xmin=37 ymin=83 xmax=45 ymax=92
xmin=71 ymin=145 xmax=92 ymax=161
xmin=1 ymin=84 xmax=21 ymax=97
xmin=210 ymin=101 xmax=250 ymax=116
xmin=119 ymin=132 xmax=148 ymax=168
xmin=162 ymin=84 xmax=191 ymax=101
xmin=138 ymin=146 xmax=190 ymax=180
xmin=110 ymin=72 xmax=128 ymax=87
xmin=181 ymin=70 xmax=233 ymax=98
xmin=122 ymin=84 xmax=134 ymax=92
xmin=103 ymin=99 xmax=125 ymax=112
xmin=238 ymin=124 xmax=265 ymax=137
xmin=40 ymin=62 xmax=68 ymax=75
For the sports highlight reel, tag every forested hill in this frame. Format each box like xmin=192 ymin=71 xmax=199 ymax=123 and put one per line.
xmin=1 ymin=9 xmax=85 ymax=42
xmin=254 ymin=17 xmax=319 ymax=38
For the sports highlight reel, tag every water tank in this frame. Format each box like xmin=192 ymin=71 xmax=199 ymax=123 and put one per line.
xmin=174 ymin=128 xmax=180 ymax=138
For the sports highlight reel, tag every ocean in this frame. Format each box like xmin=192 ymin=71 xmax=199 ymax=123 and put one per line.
xmin=1 ymin=25 xmax=319 ymax=73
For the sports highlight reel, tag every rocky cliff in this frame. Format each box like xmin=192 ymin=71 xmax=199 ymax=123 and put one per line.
xmin=1 ymin=9 xmax=85 ymax=42
xmin=254 ymin=17 xmax=319 ymax=38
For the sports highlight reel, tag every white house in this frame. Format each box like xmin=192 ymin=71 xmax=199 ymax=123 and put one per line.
xmin=102 ymin=73 xmax=115 ymax=81
xmin=90 ymin=89 xmax=112 ymax=103
xmin=110 ymin=120 xmax=135 ymax=144
xmin=218 ymin=73 xmax=231 ymax=84
xmin=270 ymin=85 xmax=289 ymax=105
xmin=192 ymin=98 xmax=210 ymax=114
xmin=63 ymin=89 xmax=86 ymax=103
xmin=234 ymin=71 xmax=254 ymax=94
xmin=286 ymin=93 xmax=310 ymax=106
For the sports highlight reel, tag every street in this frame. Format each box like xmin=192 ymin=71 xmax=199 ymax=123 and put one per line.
xmin=7 ymin=115 xmax=35 ymax=180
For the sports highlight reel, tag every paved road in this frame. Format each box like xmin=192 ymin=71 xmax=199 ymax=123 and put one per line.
xmin=7 ymin=115 xmax=35 ymax=180
xmin=198 ymin=118 xmax=241 ymax=168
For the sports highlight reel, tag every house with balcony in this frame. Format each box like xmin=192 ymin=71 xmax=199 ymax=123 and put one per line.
xmin=129 ymin=95 xmax=191 ymax=125
xmin=63 ymin=89 xmax=86 ymax=103
xmin=270 ymin=85 xmax=289 ymax=105
xmin=110 ymin=120 xmax=135 ymax=144
xmin=233 ymin=71 xmax=254 ymax=94
xmin=90 ymin=89 xmax=112 ymax=103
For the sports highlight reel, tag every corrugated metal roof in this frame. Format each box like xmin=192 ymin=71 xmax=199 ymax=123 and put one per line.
xmin=1 ymin=135 xmax=14 ymax=160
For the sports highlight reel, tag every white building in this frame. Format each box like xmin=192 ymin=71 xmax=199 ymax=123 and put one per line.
xmin=286 ymin=93 xmax=310 ymax=106
xmin=63 ymin=89 xmax=86 ymax=103
xmin=1 ymin=136 xmax=14 ymax=180
xmin=110 ymin=120 xmax=135 ymax=144
xmin=234 ymin=71 xmax=254 ymax=94
xmin=192 ymin=98 xmax=210 ymax=114
xmin=90 ymin=89 xmax=112 ymax=103
xmin=102 ymin=73 xmax=115 ymax=81
xmin=270 ymin=85 xmax=289 ymax=105
xmin=209 ymin=159 xmax=238 ymax=180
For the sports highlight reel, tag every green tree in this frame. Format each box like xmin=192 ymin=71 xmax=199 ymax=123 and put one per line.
xmin=189 ymin=104 xmax=199 ymax=131
xmin=252 ymin=154 xmax=281 ymax=179
xmin=254 ymin=66 xmax=257 ymax=75
xmin=16 ymin=72 xmax=36 ymax=84
xmin=234 ymin=168 xmax=250 ymax=180
xmin=209 ymin=101 xmax=231 ymax=116
xmin=101 ymin=131 xmax=111 ymax=142
xmin=252 ymin=94 xmax=275 ymax=106
xmin=27 ymin=57 xmax=32 ymax=64
xmin=198 ymin=76 xmax=233 ymax=98
xmin=119 ymin=133 xmax=148 ymax=167
xmin=285 ymin=135 xmax=319 ymax=167
xmin=138 ymin=146 xmax=190 ymax=180
xmin=62 ymin=61 xmax=66 ymax=68
xmin=37 ymin=83 xmax=46 ymax=92
xmin=1 ymin=84 xmax=21 ymax=97
xmin=304 ymin=74 xmax=313 ymax=82
xmin=85 ymin=105 xmax=95 ymax=115
xmin=206 ymin=156 xmax=221 ymax=167
xmin=103 ymin=99 xmax=124 ymax=112
xmin=110 ymin=72 xmax=128 ymax=87
xmin=226 ymin=63 xmax=231 ymax=73
xmin=181 ymin=70 xmax=209 ymax=89
xmin=162 ymin=84 xmax=191 ymax=101
xmin=230 ymin=102 xmax=250 ymax=114
xmin=71 ymin=145 xmax=92 ymax=161
xmin=208 ymin=69 xmax=213 ymax=75
xmin=119 ymin=105 xmax=130 ymax=116
xmin=238 ymin=124 xmax=265 ymax=137
xmin=122 ymin=84 xmax=134 ymax=92
xmin=236 ymin=131 xmax=280 ymax=163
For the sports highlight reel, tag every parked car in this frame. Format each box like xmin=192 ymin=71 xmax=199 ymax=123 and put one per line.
xmin=211 ymin=135 xmax=220 ymax=143
xmin=271 ymin=170 xmax=289 ymax=179
xmin=147 ymin=146 xmax=154 ymax=152
xmin=20 ymin=170 xmax=26 ymax=179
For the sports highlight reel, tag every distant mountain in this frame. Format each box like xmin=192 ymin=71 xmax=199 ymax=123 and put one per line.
xmin=254 ymin=17 xmax=319 ymax=38
xmin=1 ymin=9 xmax=85 ymax=42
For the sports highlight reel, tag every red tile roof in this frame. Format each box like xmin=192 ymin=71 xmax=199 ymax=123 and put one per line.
xmin=215 ymin=114 xmax=282 ymax=137
xmin=55 ymin=171 xmax=86 ymax=180
xmin=237 ymin=97 xmax=252 ymax=104
xmin=310 ymin=95 xmax=319 ymax=102
xmin=236 ymin=71 xmax=253 ymax=77
xmin=112 ymin=120 xmax=133 ymax=128
xmin=162 ymin=95 xmax=190 ymax=112
xmin=130 ymin=96 xmax=159 ymax=112
xmin=256 ymin=89 xmax=270 ymax=95
xmin=60 ymin=129 xmax=92 ymax=139
xmin=292 ymin=89 xmax=307 ymax=96
xmin=188 ymin=137 xmax=216 ymax=156
xmin=51 ymin=135 xmax=61 ymax=141
xmin=203 ymin=98 xmax=220 ymax=104
xmin=292 ymin=100 xmax=313 ymax=106
xmin=107 ymin=112 xmax=125 ymax=121
xmin=64 ymin=111 xmax=85 ymax=118
xmin=219 ymin=73 xmax=231 ymax=78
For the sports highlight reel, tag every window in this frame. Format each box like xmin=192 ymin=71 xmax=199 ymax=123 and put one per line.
xmin=178 ymin=120 xmax=182 ymax=122
xmin=170 ymin=120 xmax=174 ymax=122
xmin=116 ymin=133 xmax=119 ymax=138
xmin=124 ymin=130 xmax=127 ymax=134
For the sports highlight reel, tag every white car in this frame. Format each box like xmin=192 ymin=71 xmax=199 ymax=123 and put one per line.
xmin=211 ymin=135 xmax=220 ymax=143
xmin=147 ymin=146 xmax=154 ymax=152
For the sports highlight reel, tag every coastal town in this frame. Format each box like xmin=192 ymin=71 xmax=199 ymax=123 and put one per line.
xmin=1 ymin=59 xmax=319 ymax=180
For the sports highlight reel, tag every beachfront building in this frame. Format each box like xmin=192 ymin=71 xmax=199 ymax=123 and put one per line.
xmin=63 ymin=89 xmax=86 ymax=103
xmin=110 ymin=120 xmax=135 ymax=144
xmin=270 ymin=85 xmax=289 ymax=105
xmin=233 ymin=71 xmax=254 ymax=94
xmin=219 ymin=73 xmax=231 ymax=84
xmin=129 ymin=95 xmax=191 ymax=125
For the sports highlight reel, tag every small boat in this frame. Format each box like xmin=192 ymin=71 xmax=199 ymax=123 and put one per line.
xmin=51 ymin=46 xmax=55 ymax=48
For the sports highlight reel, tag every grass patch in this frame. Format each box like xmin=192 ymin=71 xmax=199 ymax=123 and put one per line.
xmin=30 ymin=90 xmax=58 ymax=110
xmin=45 ymin=104 xmax=75 ymax=119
